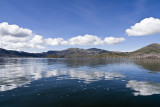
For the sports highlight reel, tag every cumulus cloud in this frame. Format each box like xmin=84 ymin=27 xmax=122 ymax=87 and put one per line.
xmin=30 ymin=35 xmax=44 ymax=44
xmin=0 ymin=22 xmax=32 ymax=37
xmin=0 ymin=22 xmax=45 ymax=50
xmin=45 ymin=34 xmax=104 ymax=46
xmin=104 ymin=37 xmax=125 ymax=45
xmin=126 ymin=17 xmax=160 ymax=36
xmin=28 ymin=35 xmax=45 ymax=49
xmin=45 ymin=35 xmax=125 ymax=46
xmin=0 ymin=22 xmax=125 ymax=51
xmin=45 ymin=38 xmax=67 ymax=46
xmin=0 ymin=35 xmax=45 ymax=50
xmin=67 ymin=34 xmax=104 ymax=45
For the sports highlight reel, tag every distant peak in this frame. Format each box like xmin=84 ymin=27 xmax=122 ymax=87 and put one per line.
xmin=87 ymin=48 xmax=102 ymax=51
xmin=149 ymin=43 xmax=160 ymax=45
xmin=147 ymin=43 xmax=160 ymax=47
xmin=66 ymin=48 xmax=81 ymax=50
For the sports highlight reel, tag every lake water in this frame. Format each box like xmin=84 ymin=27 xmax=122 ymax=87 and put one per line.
xmin=0 ymin=58 xmax=160 ymax=107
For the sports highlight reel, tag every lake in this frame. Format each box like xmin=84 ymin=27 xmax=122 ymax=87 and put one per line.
xmin=0 ymin=58 xmax=160 ymax=107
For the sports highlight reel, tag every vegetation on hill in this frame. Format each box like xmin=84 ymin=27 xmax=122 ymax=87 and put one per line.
xmin=132 ymin=43 xmax=160 ymax=55
xmin=129 ymin=43 xmax=160 ymax=58
xmin=95 ymin=52 xmax=129 ymax=58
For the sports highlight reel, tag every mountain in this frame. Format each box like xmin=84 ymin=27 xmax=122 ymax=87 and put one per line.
xmin=87 ymin=48 xmax=110 ymax=54
xmin=0 ymin=48 xmax=41 ymax=57
xmin=132 ymin=43 xmax=160 ymax=54
xmin=130 ymin=43 xmax=160 ymax=58
xmin=45 ymin=48 xmax=111 ymax=58
xmin=1 ymin=43 xmax=160 ymax=58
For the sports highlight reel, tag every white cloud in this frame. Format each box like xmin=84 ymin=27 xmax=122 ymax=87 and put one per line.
xmin=0 ymin=35 xmax=45 ymax=50
xmin=126 ymin=17 xmax=160 ymax=36
xmin=0 ymin=36 xmax=45 ymax=51
xmin=1 ymin=35 xmax=27 ymax=43
xmin=44 ymin=34 xmax=104 ymax=46
xmin=104 ymin=37 xmax=125 ymax=45
xmin=28 ymin=35 xmax=45 ymax=49
xmin=45 ymin=35 xmax=125 ymax=46
xmin=0 ymin=22 xmax=45 ymax=50
xmin=45 ymin=38 xmax=67 ymax=46
xmin=0 ymin=22 xmax=32 ymax=37
xmin=30 ymin=35 xmax=44 ymax=44
xmin=67 ymin=34 xmax=104 ymax=45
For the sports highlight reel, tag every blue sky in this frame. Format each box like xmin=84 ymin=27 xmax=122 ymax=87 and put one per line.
xmin=0 ymin=0 xmax=160 ymax=52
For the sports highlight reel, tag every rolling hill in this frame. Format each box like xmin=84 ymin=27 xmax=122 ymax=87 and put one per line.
xmin=132 ymin=43 xmax=160 ymax=55
xmin=130 ymin=43 xmax=160 ymax=58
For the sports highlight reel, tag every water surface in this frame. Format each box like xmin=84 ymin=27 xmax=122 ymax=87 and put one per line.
xmin=0 ymin=58 xmax=160 ymax=107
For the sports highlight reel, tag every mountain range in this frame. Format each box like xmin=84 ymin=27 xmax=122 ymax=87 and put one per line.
xmin=0 ymin=43 xmax=160 ymax=58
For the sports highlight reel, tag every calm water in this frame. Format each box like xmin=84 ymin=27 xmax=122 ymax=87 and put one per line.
xmin=0 ymin=58 xmax=160 ymax=107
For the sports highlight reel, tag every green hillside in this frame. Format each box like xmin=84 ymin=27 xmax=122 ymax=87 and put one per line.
xmin=132 ymin=43 xmax=160 ymax=55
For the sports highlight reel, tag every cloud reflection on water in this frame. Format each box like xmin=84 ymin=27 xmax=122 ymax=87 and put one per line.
xmin=0 ymin=62 xmax=124 ymax=91
xmin=46 ymin=69 xmax=125 ymax=83
xmin=126 ymin=80 xmax=160 ymax=96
